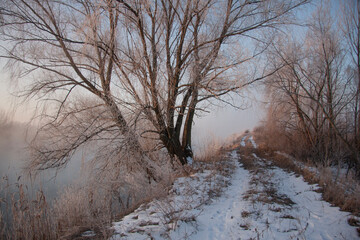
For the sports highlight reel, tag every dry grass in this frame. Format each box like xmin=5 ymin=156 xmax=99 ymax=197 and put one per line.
xmin=164 ymin=162 xmax=234 ymax=232
xmin=193 ymin=136 xmax=235 ymax=190
xmin=153 ymin=196 xmax=199 ymax=232
xmin=252 ymin=128 xmax=360 ymax=215
xmin=195 ymin=137 xmax=225 ymax=164
xmin=318 ymin=168 xmax=360 ymax=215
xmin=192 ymin=137 xmax=237 ymax=201
xmin=241 ymin=211 xmax=251 ymax=218
xmin=54 ymin=185 xmax=114 ymax=239
xmin=0 ymin=180 xmax=57 ymax=240
xmin=0 ymin=142 xmax=190 ymax=240
xmin=0 ymin=174 xmax=175 ymax=239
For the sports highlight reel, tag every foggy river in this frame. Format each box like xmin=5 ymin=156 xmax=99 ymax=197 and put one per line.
xmin=0 ymin=122 xmax=86 ymax=201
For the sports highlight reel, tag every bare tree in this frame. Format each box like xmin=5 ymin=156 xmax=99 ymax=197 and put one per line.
xmin=0 ymin=0 xmax=308 ymax=177
xmin=0 ymin=0 xmax=161 ymax=183
xmin=266 ymin=3 xmax=358 ymax=168
xmin=342 ymin=0 xmax=360 ymax=148
xmin=112 ymin=0 xmax=308 ymax=164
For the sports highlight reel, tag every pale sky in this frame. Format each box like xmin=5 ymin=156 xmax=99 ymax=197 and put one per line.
xmin=193 ymin=92 xmax=264 ymax=143
xmin=0 ymin=67 xmax=36 ymax=122
xmin=0 ymin=62 xmax=263 ymax=142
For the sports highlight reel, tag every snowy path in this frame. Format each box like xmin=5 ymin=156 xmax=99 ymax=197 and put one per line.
xmin=234 ymin=151 xmax=358 ymax=240
xmin=110 ymin=145 xmax=359 ymax=239
xmin=183 ymin=151 xmax=251 ymax=239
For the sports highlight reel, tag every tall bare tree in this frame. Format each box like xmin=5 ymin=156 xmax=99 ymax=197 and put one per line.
xmin=0 ymin=0 xmax=308 ymax=176
xmin=266 ymin=3 xmax=358 ymax=168
xmin=342 ymin=0 xmax=360 ymax=148
xmin=112 ymin=0 xmax=308 ymax=164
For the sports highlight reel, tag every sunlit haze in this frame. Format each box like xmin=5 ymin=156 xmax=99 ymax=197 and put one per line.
xmin=0 ymin=64 xmax=263 ymax=141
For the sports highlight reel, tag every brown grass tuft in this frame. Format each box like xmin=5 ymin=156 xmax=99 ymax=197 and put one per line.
xmin=0 ymin=180 xmax=57 ymax=240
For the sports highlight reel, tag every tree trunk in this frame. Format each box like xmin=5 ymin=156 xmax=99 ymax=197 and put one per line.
xmin=103 ymin=94 xmax=160 ymax=182
xmin=182 ymin=89 xmax=197 ymax=162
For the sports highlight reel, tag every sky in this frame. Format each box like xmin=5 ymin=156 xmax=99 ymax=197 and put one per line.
xmin=193 ymin=92 xmax=264 ymax=143
xmin=0 ymin=66 xmax=36 ymax=122
xmin=0 ymin=63 xmax=264 ymax=143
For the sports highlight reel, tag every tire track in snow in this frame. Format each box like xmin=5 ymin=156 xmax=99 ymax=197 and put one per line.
xmin=236 ymin=136 xmax=359 ymax=240
xmin=110 ymin=135 xmax=359 ymax=239
xmin=187 ymin=150 xmax=251 ymax=240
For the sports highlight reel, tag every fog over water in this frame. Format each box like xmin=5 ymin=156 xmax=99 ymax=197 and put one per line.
xmin=0 ymin=102 xmax=262 ymax=201
xmin=0 ymin=122 xmax=90 ymax=201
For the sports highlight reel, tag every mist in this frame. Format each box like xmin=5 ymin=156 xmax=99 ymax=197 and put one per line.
xmin=0 ymin=121 xmax=88 ymax=201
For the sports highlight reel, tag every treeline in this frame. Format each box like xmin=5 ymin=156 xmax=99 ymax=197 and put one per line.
xmin=258 ymin=1 xmax=360 ymax=173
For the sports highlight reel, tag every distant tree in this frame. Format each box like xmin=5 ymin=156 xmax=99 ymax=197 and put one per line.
xmin=266 ymin=3 xmax=359 ymax=168
xmin=0 ymin=0 xmax=308 ymax=178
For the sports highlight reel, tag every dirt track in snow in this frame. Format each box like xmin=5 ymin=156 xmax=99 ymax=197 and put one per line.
xmin=110 ymin=136 xmax=359 ymax=240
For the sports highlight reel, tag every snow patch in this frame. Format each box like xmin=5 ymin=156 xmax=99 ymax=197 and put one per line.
xmin=81 ymin=231 xmax=96 ymax=237
xmin=111 ymin=152 xmax=238 ymax=239
xmin=170 ymin=151 xmax=251 ymax=240
xmin=186 ymin=156 xmax=193 ymax=165
xmin=239 ymin=134 xmax=257 ymax=149
xmin=249 ymin=135 xmax=257 ymax=148
xmin=240 ymin=135 xmax=247 ymax=147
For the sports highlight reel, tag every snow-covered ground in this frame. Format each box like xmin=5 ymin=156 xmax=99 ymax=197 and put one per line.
xmin=109 ymin=137 xmax=359 ymax=240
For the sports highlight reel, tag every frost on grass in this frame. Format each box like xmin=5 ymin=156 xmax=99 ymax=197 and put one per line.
xmin=111 ymin=152 xmax=236 ymax=239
